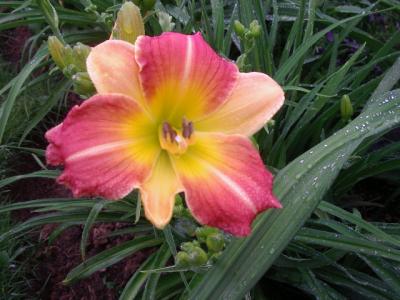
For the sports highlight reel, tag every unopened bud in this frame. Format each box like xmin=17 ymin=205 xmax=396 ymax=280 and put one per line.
xmin=233 ymin=20 xmax=246 ymax=38
xmin=206 ymin=233 xmax=225 ymax=253
xmin=72 ymin=43 xmax=91 ymax=72
xmin=175 ymin=251 xmax=190 ymax=267
xmin=249 ymin=20 xmax=262 ymax=38
xmin=72 ymin=72 xmax=95 ymax=97
xmin=112 ymin=2 xmax=144 ymax=44
xmin=340 ymin=94 xmax=353 ymax=121
xmin=181 ymin=241 xmax=200 ymax=252
xmin=62 ymin=45 xmax=74 ymax=68
xmin=48 ymin=36 xmax=66 ymax=69
xmin=195 ymin=226 xmax=219 ymax=243
xmin=158 ymin=11 xmax=175 ymax=32
xmin=187 ymin=246 xmax=208 ymax=267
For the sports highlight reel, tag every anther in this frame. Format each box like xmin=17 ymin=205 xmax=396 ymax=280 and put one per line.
xmin=182 ymin=118 xmax=194 ymax=139
xmin=162 ymin=122 xmax=177 ymax=142
xmin=159 ymin=119 xmax=195 ymax=155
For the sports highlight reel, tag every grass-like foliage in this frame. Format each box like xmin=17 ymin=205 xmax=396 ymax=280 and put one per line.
xmin=0 ymin=0 xmax=400 ymax=299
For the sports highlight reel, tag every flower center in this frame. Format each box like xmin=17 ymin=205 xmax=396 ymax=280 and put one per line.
xmin=159 ymin=118 xmax=195 ymax=155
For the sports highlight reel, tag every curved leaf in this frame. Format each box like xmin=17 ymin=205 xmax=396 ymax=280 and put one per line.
xmin=189 ymin=89 xmax=400 ymax=299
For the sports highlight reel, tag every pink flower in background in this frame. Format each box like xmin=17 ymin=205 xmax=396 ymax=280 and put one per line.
xmin=45 ymin=32 xmax=284 ymax=236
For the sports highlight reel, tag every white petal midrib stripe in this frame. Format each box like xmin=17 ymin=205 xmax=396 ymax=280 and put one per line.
xmin=181 ymin=36 xmax=194 ymax=84
xmin=203 ymin=162 xmax=257 ymax=213
xmin=65 ymin=140 xmax=134 ymax=162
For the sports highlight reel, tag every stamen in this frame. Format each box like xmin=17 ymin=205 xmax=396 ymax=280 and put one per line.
xmin=162 ymin=122 xmax=170 ymax=139
xmin=162 ymin=121 xmax=178 ymax=142
xmin=182 ymin=118 xmax=194 ymax=139
xmin=159 ymin=119 xmax=195 ymax=155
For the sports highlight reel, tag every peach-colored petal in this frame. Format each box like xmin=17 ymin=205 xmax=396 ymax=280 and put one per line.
xmin=196 ymin=72 xmax=284 ymax=136
xmin=172 ymin=133 xmax=281 ymax=236
xmin=45 ymin=94 xmax=159 ymax=199
xmin=140 ymin=151 xmax=183 ymax=228
xmin=86 ymin=40 xmax=145 ymax=107
xmin=135 ymin=32 xmax=238 ymax=126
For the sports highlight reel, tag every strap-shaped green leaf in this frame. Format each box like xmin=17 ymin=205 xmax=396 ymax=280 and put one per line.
xmin=189 ymin=89 xmax=400 ymax=299
xmin=64 ymin=236 xmax=163 ymax=284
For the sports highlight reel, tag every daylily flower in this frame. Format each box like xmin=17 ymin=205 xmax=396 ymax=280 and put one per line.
xmin=45 ymin=32 xmax=284 ymax=236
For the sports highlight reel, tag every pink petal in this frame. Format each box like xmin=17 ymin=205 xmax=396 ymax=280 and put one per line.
xmin=45 ymin=94 xmax=159 ymax=200
xmin=172 ymin=133 xmax=281 ymax=236
xmin=196 ymin=72 xmax=284 ymax=136
xmin=135 ymin=32 xmax=238 ymax=124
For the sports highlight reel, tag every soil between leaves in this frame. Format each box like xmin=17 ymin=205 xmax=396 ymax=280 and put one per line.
xmin=8 ymin=172 xmax=153 ymax=300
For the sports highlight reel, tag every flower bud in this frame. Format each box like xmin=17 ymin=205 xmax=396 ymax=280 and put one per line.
xmin=233 ymin=20 xmax=246 ymax=38
xmin=112 ymin=2 xmax=144 ymax=44
xmin=187 ymin=246 xmax=208 ymax=267
xmin=249 ymin=20 xmax=262 ymax=38
xmin=195 ymin=226 xmax=219 ymax=243
xmin=175 ymin=251 xmax=191 ymax=267
xmin=72 ymin=43 xmax=91 ymax=72
xmin=340 ymin=94 xmax=353 ymax=121
xmin=206 ymin=233 xmax=225 ymax=253
xmin=48 ymin=36 xmax=66 ymax=70
xmin=181 ymin=241 xmax=200 ymax=252
xmin=72 ymin=72 xmax=96 ymax=97
xmin=158 ymin=11 xmax=175 ymax=32
xmin=61 ymin=45 xmax=74 ymax=68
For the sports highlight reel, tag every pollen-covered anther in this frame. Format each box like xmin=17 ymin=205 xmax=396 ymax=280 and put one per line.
xmin=159 ymin=119 xmax=195 ymax=155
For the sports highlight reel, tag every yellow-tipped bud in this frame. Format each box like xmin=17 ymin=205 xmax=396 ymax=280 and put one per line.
xmin=340 ymin=94 xmax=354 ymax=121
xmin=48 ymin=36 xmax=66 ymax=70
xmin=112 ymin=2 xmax=145 ymax=44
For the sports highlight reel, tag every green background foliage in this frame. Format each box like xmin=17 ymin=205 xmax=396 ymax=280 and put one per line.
xmin=0 ymin=0 xmax=399 ymax=299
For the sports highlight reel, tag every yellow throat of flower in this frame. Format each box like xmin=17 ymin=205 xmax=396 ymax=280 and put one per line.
xmin=159 ymin=118 xmax=195 ymax=155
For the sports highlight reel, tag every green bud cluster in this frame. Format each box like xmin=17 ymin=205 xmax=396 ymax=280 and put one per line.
xmin=196 ymin=226 xmax=225 ymax=254
xmin=233 ymin=20 xmax=262 ymax=39
xmin=175 ymin=226 xmax=226 ymax=269
xmin=175 ymin=241 xmax=208 ymax=267
xmin=233 ymin=20 xmax=262 ymax=71
xmin=48 ymin=37 xmax=94 ymax=97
